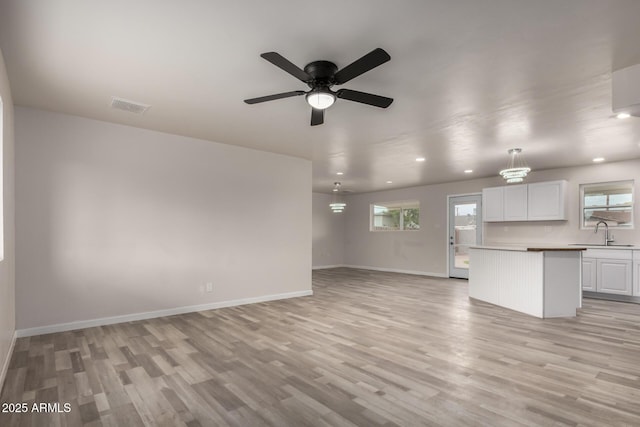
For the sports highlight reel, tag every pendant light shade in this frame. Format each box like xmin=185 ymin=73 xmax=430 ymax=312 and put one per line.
xmin=499 ymin=148 xmax=531 ymax=183
xmin=329 ymin=182 xmax=346 ymax=213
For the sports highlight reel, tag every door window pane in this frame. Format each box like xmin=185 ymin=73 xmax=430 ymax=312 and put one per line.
xmin=453 ymin=203 xmax=477 ymax=269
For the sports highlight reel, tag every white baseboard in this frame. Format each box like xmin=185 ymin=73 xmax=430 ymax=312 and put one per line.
xmin=0 ymin=331 xmax=17 ymax=393
xmin=312 ymin=264 xmax=345 ymax=270
xmin=342 ymin=264 xmax=448 ymax=278
xmin=16 ymin=290 xmax=313 ymax=338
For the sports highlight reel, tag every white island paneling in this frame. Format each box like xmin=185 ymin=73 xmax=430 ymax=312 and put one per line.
xmin=469 ymin=245 xmax=583 ymax=318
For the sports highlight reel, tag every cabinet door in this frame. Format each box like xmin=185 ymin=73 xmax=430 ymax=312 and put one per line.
xmin=596 ymin=259 xmax=632 ymax=295
xmin=634 ymin=262 xmax=640 ymax=297
xmin=503 ymin=184 xmax=528 ymax=221
xmin=527 ymin=180 xmax=567 ymax=220
xmin=482 ymin=187 xmax=504 ymax=222
xmin=581 ymin=258 xmax=596 ymax=291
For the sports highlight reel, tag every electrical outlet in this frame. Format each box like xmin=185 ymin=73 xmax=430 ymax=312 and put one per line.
xmin=205 ymin=282 xmax=213 ymax=293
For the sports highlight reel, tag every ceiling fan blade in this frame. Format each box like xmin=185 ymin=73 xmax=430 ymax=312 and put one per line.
xmin=244 ymin=91 xmax=305 ymax=104
xmin=311 ymin=108 xmax=324 ymax=126
xmin=336 ymin=89 xmax=393 ymax=108
xmin=260 ymin=52 xmax=312 ymax=82
xmin=333 ymin=48 xmax=391 ymax=84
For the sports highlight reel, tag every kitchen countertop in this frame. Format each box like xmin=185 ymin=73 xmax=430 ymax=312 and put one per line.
xmin=568 ymin=244 xmax=640 ymax=250
xmin=471 ymin=244 xmax=640 ymax=251
xmin=470 ymin=244 xmax=588 ymax=252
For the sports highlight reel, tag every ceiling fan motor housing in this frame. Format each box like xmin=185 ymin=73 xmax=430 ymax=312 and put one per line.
xmin=304 ymin=61 xmax=338 ymax=89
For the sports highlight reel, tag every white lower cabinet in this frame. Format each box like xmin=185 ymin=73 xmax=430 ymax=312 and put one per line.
xmin=581 ymin=258 xmax=596 ymax=292
xmin=634 ymin=251 xmax=640 ymax=296
xmin=596 ymin=259 xmax=632 ymax=295
xmin=582 ymin=249 xmax=634 ymax=296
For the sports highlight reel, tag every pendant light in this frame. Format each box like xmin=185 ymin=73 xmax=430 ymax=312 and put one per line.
xmin=329 ymin=182 xmax=346 ymax=213
xmin=499 ymin=148 xmax=531 ymax=183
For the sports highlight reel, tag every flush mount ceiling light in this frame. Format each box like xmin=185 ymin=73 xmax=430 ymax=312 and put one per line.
xmin=593 ymin=157 xmax=605 ymax=162
xmin=616 ymin=112 xmax=631 ymax=119
xmin=329 ymin=182 xmax=346 ymax=213
xmin=499 ymin=148 xmax=531 ymax=184
xmin=416 ymin=157 xmax=426 ymax=162
xmin=464 ymin=169 xmax=473 ymax=174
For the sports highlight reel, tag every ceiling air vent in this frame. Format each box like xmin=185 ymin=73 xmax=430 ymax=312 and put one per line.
xmin=612 ymin=63 xmax=640 ymax=117
xmin=110 ymin=96 xmax=151 ymax=114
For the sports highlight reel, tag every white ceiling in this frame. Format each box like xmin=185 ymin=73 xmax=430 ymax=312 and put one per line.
xmin=1 ymin=0 xmax=640 ymax=193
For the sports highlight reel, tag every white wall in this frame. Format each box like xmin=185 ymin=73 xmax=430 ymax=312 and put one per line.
xmin=15 ymin=107 xmax=311 ymax=332
xmin=0 ymin=49 xmax=16 ymax=389
xmin=343 ymin=177 xmax=497 ymax=276
xmin=312 ymin=192 xmax=345 ymax=268
xmin=340 ymin=159 xmax=640 ymax=276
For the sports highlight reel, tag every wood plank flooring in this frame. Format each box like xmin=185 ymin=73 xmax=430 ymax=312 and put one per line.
xmin=2 ymin=267 xmax=640 ymax=426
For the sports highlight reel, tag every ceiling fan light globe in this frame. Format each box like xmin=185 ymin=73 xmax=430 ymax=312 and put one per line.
xmin=306 ymin=91 xmax=335 ymax=110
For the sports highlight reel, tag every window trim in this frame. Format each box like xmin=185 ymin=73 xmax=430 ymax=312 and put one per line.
xmin=370 ymin=200 xmax=420 ymax=232
xmin=579 ymin=180 xmax=634 ymax=230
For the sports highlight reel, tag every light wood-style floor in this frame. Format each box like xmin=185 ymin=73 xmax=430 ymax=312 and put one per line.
xmin=2 ymin=268 xmax=640 ymax=426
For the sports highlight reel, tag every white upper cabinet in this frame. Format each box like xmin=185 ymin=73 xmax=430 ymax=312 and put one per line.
xmin=482 ymin=180 xmax=567 ymax=222
xmin=503 ymin=184 xmax=528 ymax=221
xmin=527 ymin=180 xmax=567 ymax=221
xmin=482 ymin=187 xmax=504 ymax=221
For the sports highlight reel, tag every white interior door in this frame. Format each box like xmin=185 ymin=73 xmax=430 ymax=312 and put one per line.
xmin=449 ymin=194 xmax=482 ymax=279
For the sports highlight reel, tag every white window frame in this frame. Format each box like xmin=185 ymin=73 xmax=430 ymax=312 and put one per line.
xmin=370 ymin=200 xmax=420 ymax=232
xmin=579 ymin=180 xmax=634 ymax=230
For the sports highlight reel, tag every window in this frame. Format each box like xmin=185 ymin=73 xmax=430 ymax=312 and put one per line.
xmin=580 ymin=180 xmax=634 ymax=229
xmin=371 ymin=201 xmax=420 ymax=231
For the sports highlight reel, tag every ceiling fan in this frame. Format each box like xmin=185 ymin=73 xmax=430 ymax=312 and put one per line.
xmin=244 ymin=48 xmax=393 ymax=126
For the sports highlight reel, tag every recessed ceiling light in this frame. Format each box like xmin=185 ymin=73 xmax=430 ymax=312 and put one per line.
xmin=336 ymin=172 xmax=344 ymax=175
xmin=464 ymin=169 xmax=473 ymax=174
xmin=386 ymin=180 xmax=393 ymax=184
xmin=616 ymin=112 xmax=631 ymax=119
xmin=416 ymin=157 xmax=426 ymax=162
xmin=592 ymin=157 xmax=605 ymax=163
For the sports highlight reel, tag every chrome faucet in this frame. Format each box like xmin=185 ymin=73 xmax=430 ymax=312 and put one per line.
xmin=595 ymin=220 xmax=615 ymax=246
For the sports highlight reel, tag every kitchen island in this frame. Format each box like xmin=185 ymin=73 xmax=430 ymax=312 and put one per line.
xmin=468 ymin=245 xmax=586 ymax=318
